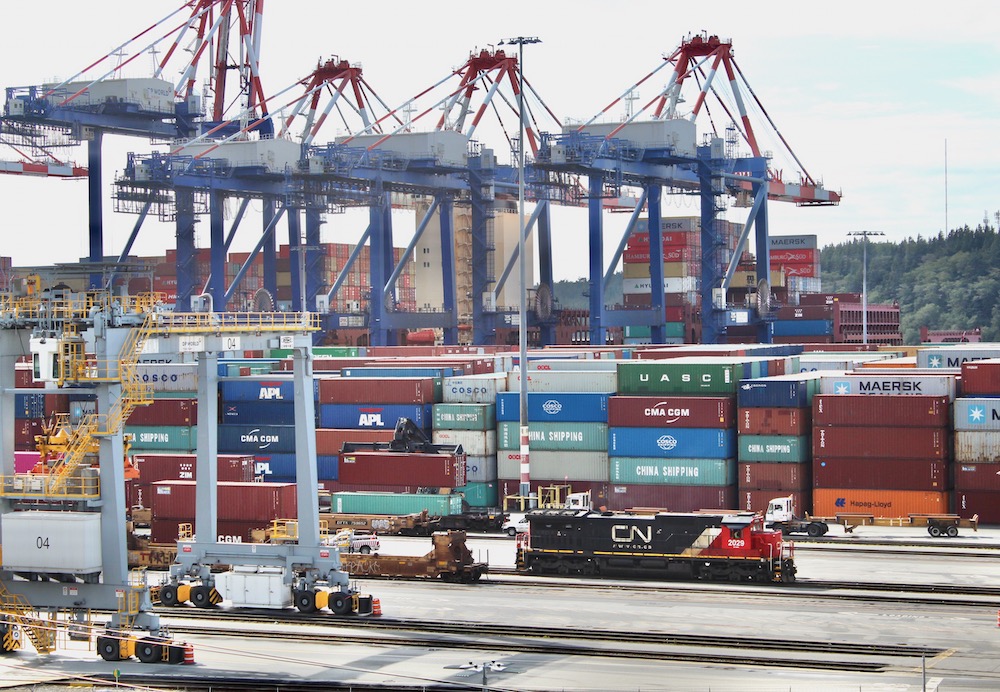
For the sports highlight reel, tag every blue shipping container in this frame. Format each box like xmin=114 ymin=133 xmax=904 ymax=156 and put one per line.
xmin=318 ymin=403 xmax=432 ymax=429
xmin=249 ymin=452 xmax=338 ymax=480
xmin=496 ymin=392 xmax=609 ymax=423
xmin=736 ymin=373 xmax=822 ymax=408
xmin=219 ymin=378 xmax=318 ymax=402
xmin=221 ymin=401 xmax=299 ymax=426
xmin=217 ymin=424 xmax=297 ymax=454
xmin=607 ymin=427 xmax=736 ymax=459
xmin=14 ymin=393 xmax=46 ymax=419
xmin=770 ymin=319 xmax=833 ymax=337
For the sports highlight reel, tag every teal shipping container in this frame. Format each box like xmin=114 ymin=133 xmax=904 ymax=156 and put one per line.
xmin=497 ymin=421 xmax=608 ymax=451
xmin=610 ymin=457 xmax=736 ymax=486
xmin=125 ymin=425 xmax=197 ymax=452
xmin=433 ymin=403 xmax=496 ymax=431
xmin=329 ymin=492 xmax=464 ymax=516
xmin=738 ymin=435 xmax=811 ymax=463
xmin=455 ymin=482 xmax=499 ymax=508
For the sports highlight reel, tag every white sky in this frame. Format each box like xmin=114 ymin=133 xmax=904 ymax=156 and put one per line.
xmin=2 ymin=1 xmax=998 ymax=281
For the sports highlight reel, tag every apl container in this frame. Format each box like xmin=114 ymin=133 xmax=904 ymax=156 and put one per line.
xmin=432 ymin=403 xmax=496 ymax=431
xmin=221 ymin=401 xmax=297 ymax=426
xmin=954 ymin=431 xmax=1000 ymax=462
xmin=738 ymin=462 xmax=810 ymax=491
xmin=737 ymin=407 xmax=811 ymax=436
xmin=126 ymin=425 xmax=197 ymax=452
xmin=318 ymin=403 xmax=432 ymax=430
xmin=496 ymin=421 xmax=607 ymax=452
xmin=609 ymin=457 xmax=735 ymax=486
xmin=736 ymin=373 xmax=821 ymax=408
xmin=961 ymin=359 xmax=1000 ymax=396
xmin=812 ymin=458 xmax=948 ymax=491
xmin=497 ymin=450 xmax=610 ymax=482
xmin=442 ymin=374 xmax=508 ymax=404
xmin=812 ymin=488 xmax=948 ymax=517
xmin=608 ymin=427 xmax=736 ymax=459
xmin=217 ymin=424 xmax=297 ymax=454
xmin=603 ymin=484 xmax=736 ymax=512
xmin=953 ymin=398 xmax=1000 ymax=432
xmin=616 ymin=359 xmax=741 ymax=395
xmin=813 ymin=425 xmax=948 ymax=459
xmin=738 ymin=435 xmax=810 ymax=463
xmin=330 ymin=491 xmax=464 ymax=516
xmin=818 ymin=374 xmax=957 ymax=400
xmin=607 ymin=396 xmax=734 ymax=428
xmin=952 ymin=462 xmax=1000 ymax=491
xmin=813 ymin=395 xmax=951 ymax=427
xmin=495 ymin=392 xmax=609 ymax=423
xmin=431 ymin=429 xmax=496 ymax=456
xmin=318 ymin=377 xmax=438 ymax=404
xmin=507 ymin=370 xmax=617 ymax=393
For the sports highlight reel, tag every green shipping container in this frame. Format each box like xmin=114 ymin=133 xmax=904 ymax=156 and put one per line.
xmin=456 ymin=482 xmax=499 ymax=508
xmin=616 ymin=360 xmax=740 ymax=395
xmin=624 ymin=323 xmax=686 ymax=340
xmin=609 ymin=457 xmax=736 ymax=486
xmin=433 ymin=404 xmax=496 ymax=431
xmin=270 ymin=346 xmax=359 ymax=359
xmin=738 ymin=435 xmax=811 ymax=463
xmin=497 ymin=421 xmax=608 ymax=451
xmin=330 ymin=491 xmax=464 ymax=516
xmin=125 ymin=425 xmax=197 ymax=452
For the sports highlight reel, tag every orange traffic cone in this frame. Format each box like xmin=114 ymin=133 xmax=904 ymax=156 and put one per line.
xmin=371 ymin=598 xmax=382 ymax=617
xmin=183 ymin=643 xmax=195 ymax=664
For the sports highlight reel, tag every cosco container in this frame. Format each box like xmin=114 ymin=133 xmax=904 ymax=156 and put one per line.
xmin=150 ymin=481 xmax=298 ymax=522
xmin=818 ymin=374 xmax=957 ymax=400
xmin=432 ymin=403 xmax=496 ymax=431
xmin=813 ymin=425 xmax=948 ymax=459
xmin=953 ymin=462 xmax=1000 ymax=491
xmin=616 ymin=360 xmax=740 ymax=395
xmin=495 ymin=392 xmax=609 ymax=422
xmin=609 ymin=457 xmax=735 ymax=486
xmin=954 ymin=490 xmax=1000 ymax=524
xmin=953 ymin=398 xmax=1000 ymax=432
xmin=126 ymin=398 xmax=197 ymax=427
xmin=960 ymin=359 xmax=1000 ymax=396
xmin=497 ymin=421 xmax=607 ymax=452
xmin=507 ymin=370 xmax=617 ymax=393
xmin=737 ymin=407 xmax=811 ymax=436
xmin=442 ymin=374 xmax=508 ymax=403
xmin=465 ymin=455 xmax=499 ymax=483
xmin=738 ymin=462 xmax=810 ymax=491
xmin=135 ymin=363 xmax=198 ymax=392
xmin=917 ymin=346 xmax=1000 ymax=369
xmin=431 ymin=429 xmax=496 ymax=456
xmin=736 ymin=373 xmax=821 ymax=408
xmin=217 ymin=424 xmax=297 ymax=454
xmin=497 ymin=450 xmax=610 ymax=482
xmin=221 ymin=401 xmax=297 ymax=425
xmin=738 ymin=435 xmax=810 ymax=463
xmin=607 ymin=396 xmax=734 ymax=428
xmin=813 ymin=395 xmax=951 ymax=427
xmin=954 ymin=431 xmax=1000 ymax=462
xmin=338 ymin=451 xmax=465 ymax=487
xmin=330 ymin=491 xmax=464 ymax=516
xmin=455 ymin=482 xmax=499 ymax=508
xmin=812 ymin=488 xmax=947 ymax=517
xmin=1 ymin=511 xmax=103 ymax=574
xmin=603 ymin=484 xmax=735 ymax=513
xmin=318 ymin=377 xmax=438 ymax=405
xmin=812 ymin=458 xmax=948 ymax=491
xmin=318 ymin=403 xmax=431 ymax=430
xmin=125 ymin=425 xmax=196 ymax=452
xmin=608 ymin=427 xmax=735 ymax=459
xmin=316 ymin=428 xmax=395 ymax=456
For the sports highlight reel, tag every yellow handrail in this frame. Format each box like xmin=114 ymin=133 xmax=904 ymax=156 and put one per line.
xmin=0 ymin=583 xmax=56 ymax=654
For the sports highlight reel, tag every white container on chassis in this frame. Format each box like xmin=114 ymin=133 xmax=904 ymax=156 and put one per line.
xmin=214 ymin=566 xmax=292 ymax=609
xmin=1 ymin=511 xmax=103 ymax=574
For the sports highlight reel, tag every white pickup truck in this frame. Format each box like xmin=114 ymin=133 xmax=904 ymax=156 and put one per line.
xmin=328 ymin=529 xmax=381 ymax=554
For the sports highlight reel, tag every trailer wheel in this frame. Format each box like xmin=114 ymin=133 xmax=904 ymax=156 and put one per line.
xmin=97 ymin=636 xmax=121 ymax=662
xmin=295 ymin=590 xmax=318 ymax=613
xmin=806 ymin=523 xmax=824 ymax=538
xmin=136 ymin=638 xmax=163 ymax=664
xmin=190 ymin=585 xmax=214 ymax=608
xmin=329 ymin=592 xmax=352 ymax=616
xmin=158 ymin=584 xmax=179 ymax=607
xmin=946 ymin=525 xmax=959 ymax=538
xmin=928 ymin=525 xmax=942 ymax=538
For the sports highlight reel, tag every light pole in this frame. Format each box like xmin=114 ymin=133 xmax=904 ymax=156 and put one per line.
xmin=846 ymin=231 xmax=883 ymax=345
xmin=499 ymin=35 xmax=540 ymax=507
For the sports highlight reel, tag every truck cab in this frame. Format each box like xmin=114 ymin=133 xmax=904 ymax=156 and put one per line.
xmin=765 ymin=496 xmax=829 ymax=537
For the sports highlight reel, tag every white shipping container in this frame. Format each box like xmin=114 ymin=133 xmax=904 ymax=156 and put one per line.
xmin=442 ymin=373 xmax=507 ymax=404
xmin=954 ymin=398 xmax=1000 ymax=432
xmin=918 ymin=346 xmax=1000 ymax=369
xmin=134 ymin=363 xmax=199 ymax=392
xmin=465 ymin=454 xmax=499 ymax=483
xmin=954 ymin=431 xmax=1000 ymax=462
xmin=770 ymin=234 xmax=818 ymax=250
xmin=497 ymin=450 xmax=610 ymax=482
xmin=215 ymin=567 xmax=292 ymax=609
xmin=622 ymin=277 xmax=698 ymax=294
xmin=432 ymin=429 xmax=497 ymax=456
xmin=818 ymin=374 xmax=957 ymax=400
xmin=1 ymin=511 xmax=102 ymax=574
xmin=507 ymin=370 xmax=617 ymax=394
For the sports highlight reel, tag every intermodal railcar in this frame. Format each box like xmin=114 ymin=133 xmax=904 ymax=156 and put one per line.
xmin=516 ymin=509 xmax=795 ymax=583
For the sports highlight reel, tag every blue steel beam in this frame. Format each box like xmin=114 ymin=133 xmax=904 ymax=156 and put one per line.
xmin=305 ymin=206 xmax=324 ymax=311
xmin=602 ymin=188 xmax=649 ymax=286
xmin=646 ymin=182 xmax=665 ymax=344
xmin=493 ymin=202 xmax=544 ymax=298
xmin=262 ymin=198 xmax=278 ymax=302
xmin=468 ymin=154 xmax=496 ymax=345
xmin=107 ymin=199 xmax=152 ymax=290
xmin=587 ymin=176 xmax=605 ymax=345
xmin=287 ymin=210 xmax=302 ymax=312
xmin=326 ymin=222 xmax=372 ymax=301
xmin=208 ymin=190 xmax=226 ymax=309
xmin=223 ymin=204 xmax=287 ymax=306
xmin=87 ymin=132 xmax=103 ymax=289
xmin=175 ymin=189 xmax=198 ymax=311
xmin=536 ymin=202 xmax=555 ymax=346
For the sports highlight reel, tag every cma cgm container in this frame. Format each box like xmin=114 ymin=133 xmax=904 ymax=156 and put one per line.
xmin=441 ymin=374 xmax=507 ymax=404
xmin=960 ymin=359 xmax=1000 ymax=396
xmin=496 ymin=392 xmax=609 ymax=422
xmin=609 ymin=457 xmax=735 ymax=486
xmin=497 ymin=451 xmax=610 ymax=482
xmin=738 ymin=407 xmax=811 ymax=436
xmin=496 ymin=421 xmax=607 ymax=451
xmin=608 ymin=427 xmax=735 ymax=459
xmin=953 ymin=398 xmax=1000 ymax=431
xmin=616 ymin=359 xmax=742 ymax=396
xmin=607 ymin=396 xmax=734 ymax=428
xmin=431 ymin=429 xmax=496 ymax=456
xmin=736 ymin=373 xmax=821 ymax=408
xmin=813 ymin=425 xmax=948 ymax=459
xmin=338 ymin=451 xmax=465 ymax=487
xmin=813 ymin=395 xmax=951 ymax=427
xmin=603 ymin=484 xmax=736 ymax=513
xmin=329 ymin=491 xmax=464 ymax=516
xmin=813 ymin=458 xmax=948 ymax=491
xmin=318 ymin=377 xmax=437 ymax=404
xmin=818 ymin=374 xmax=957 ymax=401
xmin=739 ymin=462 xmax=810 ymax=491
xmin=150 ymin=480 xmax=298 ymax=522
xmin=217 ymin=424 xmax=297 ymax=454
xmin=318 ymin=403 xmax=432 ymax=429
xmin=507 ymin=370 xmax=617 ymax=393
xmin=813 ymin=488 xmax=947 ymax=517
xmin=738 ymin=435 xmax=810 ymax=463
xmin=432 ymin=403 xmax=496 ymax=431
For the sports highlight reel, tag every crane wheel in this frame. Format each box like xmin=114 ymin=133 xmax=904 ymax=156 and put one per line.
xmin=329 ymin=592 xmax=352 ymax=616
xmin=97 ymin=635 xmax=122 ymax=662
xmin=136 ymin=638 xmax=163 ymax=664
xmin=295 ymin=590 xmax=318 ymax=613
xmin=159 ymin=584 xmax=180 ymax=607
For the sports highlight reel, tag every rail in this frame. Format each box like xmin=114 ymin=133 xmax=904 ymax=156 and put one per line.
xmin=0 ymin=473 xmax=100 ymax=498
xmin=152 ymin=311 xmax=320 ymax=333
xmin=0 ymin=583 xmax=57 ymax=654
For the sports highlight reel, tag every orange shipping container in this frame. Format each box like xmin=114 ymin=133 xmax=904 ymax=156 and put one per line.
xmin=812 ymin=488 xmax=948 ymax=518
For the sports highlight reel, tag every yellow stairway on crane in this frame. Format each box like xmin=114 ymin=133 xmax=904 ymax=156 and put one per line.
xmin=0 ymin=583 xmax=56 ymax=654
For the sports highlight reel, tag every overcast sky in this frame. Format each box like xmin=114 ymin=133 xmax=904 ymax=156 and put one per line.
xmin=2 ymin=1 xmax=998 ymax=281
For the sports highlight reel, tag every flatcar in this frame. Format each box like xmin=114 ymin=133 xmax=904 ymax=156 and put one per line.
xmin=516 ymin=508 xmax=796 ymax=583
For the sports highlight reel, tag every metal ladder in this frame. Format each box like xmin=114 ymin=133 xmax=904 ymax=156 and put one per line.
xmin=0 ymin=583 xmax=56 ymax=654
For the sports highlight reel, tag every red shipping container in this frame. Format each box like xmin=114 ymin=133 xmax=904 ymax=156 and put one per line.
xmin=740 ymin=489 xmax=811 ymax=515
xmin=318 ymin=377 xmax=437 ymax=404
xmin=738 ymin=462 xmax=811 ymax=491
xmin=770 ymin=249 xmax=818 ymax=264
xmin=316 ymin=428 xmax=395 ymax=456
xmin=774 ymin=305 xmax=834 ymax=320
xmin=813 ymin=395 xmax=950 ymax=428
xmin=952 ymin=462 xmax=1000 ymax=492
xmin=813 ymin=425 xmax=948 ymax=459
xmin=14 ymin=363 xmax=44 ymax=389
xmin=44 ymin=393 xmax=70 ymax=418
xmin=953 ymin=490 xmax=1000 ymax=523
xmin=813 ymin=488 xmax=947 ymax=517
xmin=771 ymin=335 xmax=834 ymax=345
xmin=813 ymin=458 xmax=948 ymax=491
xmin=799 ymin=293 xmax=862 ymax=306
xmin=778 ymin=263 xmax=820 ymax=278
xmin=738 ymin=407 xmax=811 ymax=435
xmin=126 ymin=398 xmax=197 ymax=427
xmin=132 ymin=453 xmax=255 ymax=485
xmin=602 ymin=484 xmax=736 ymax=513
xmin=608 ymin=396 xmax=735 ymax=428
xmin=623 ymin=246 xmax=699 ymax=264
xmin=14 ymin=419 xmax=41 ymax=450
xmin=150 ymin=481 xmax=297 ymax=522
xmin=338 ymin=451 xmax=465 ymax=488
xmin=961 ymin=360 xmax=1000 ymax=396
xmin=150 ymin=519 xmax=264 ymax=544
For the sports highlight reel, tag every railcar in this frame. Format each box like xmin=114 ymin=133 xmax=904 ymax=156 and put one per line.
xmin=516 ymin=509 xmax=795 ymax=583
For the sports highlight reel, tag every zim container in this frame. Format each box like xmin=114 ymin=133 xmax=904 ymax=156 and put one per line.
xmin=737 ymin=407 xmax=811 ymax=436
xmin=496 ymin=421 xmax=607 ymax=452
xmin=602 ymin=484 xmax=736 ymax=513
xmin=607 ymin=396 xmax=734 ymax=428
xmin=131 ymin=453 xmax=255 ymax=485
xmin=813 ymin=425 xmax=949 ymax=460
xmin=738 ymin=462 xmax=811 ymax=491
xmin=608 ymin=427 xmax=736 ymax=459
xmin=609 ymin=457 xmax=735 ymax=486
xmin=432 ymin=403 xmax=496 ymax=431
xmin=495 ymin=392 xmax=609 ymax=423
xmin=952 ymin=462 xmax=1000 ymax=491
xmin=812 ymin=458 xmax=948 ymax=491
xmin=813 ymin=395 xmax=951 ymax=427
xmin=812 ymin=488 xmax=948 ymax=517
xmin=738 ymin=435 xmax=810 ymax=463
xmin=329 ymin=491 xmax=464 ymax=516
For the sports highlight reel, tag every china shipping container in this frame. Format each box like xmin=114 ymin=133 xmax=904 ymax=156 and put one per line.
xmin=960 ymin=359 xmax=1000 ymax=396
xmin=315 ymin=428 xmax=396 ymax=456
xmin=150 ymin=480 xmax=298 ymax=522
xmin=813 ymin=425 xmax=948 ymax=459
xmin=607 ymin=396 xmax=734 ymax=428
xmin=432 ymin=403 xmax=496 ymax=431
xmin=952 ymin=462 xmax=1000 ymax=491
xmin=812 ymin=395 xmax=951 ymax=427
xmin=953 ymin=431 xmax=1000 ymax=462
xmin=740 ymin=489 xmax=810 ymax=515
xmin=608 ymin=427 xmax=736 ymax=459
xmin=126 ymin=398 xmax=197 ymax=427
xmin=953 ymin=490 xmax=1000 ymax=523
xmin=812 ymin=458 xmax=948 ymax=491
xmin=609 ymin=457 xmax=735 ymax=486
xmin=318 ymin=403 xmax=432 ymax=430
xmin=431 ymin=429 xmax=497 ymax=456
xmin=603 ymin=484 xmax=736 ymax=513
xmin=318 ymin=377 xmax=437 ymax=405
xmin=507 ymin=370 xmax=617 ymax=394
xmin=441 ymin=374 xmax=508 ymax=404
xmin=737 ymin=407 xmax=811 ymax=436
xmin=497 ymin=451 xmax=610 ymax=482
xmin=738 ymin=435 xmax=811 ymax=463
xmin=338 ymin=451 xmax=465 ymax=487
xmin=738 ymin=462 xmax=811 ymax=491
xmin=812 ymin=488 xmax=947 ymax=517
xmin=817 ymin=374 xmax=957 ymax=400
xmin=495 ymin=392 xmax=609 ymax=423
xmin=496 ymin=421 xmax=607 ymax=452
xmin=953 ymin=399 xmax=1000 ymax=432
xmin=125 ymin=425 xmax=196 ymax=452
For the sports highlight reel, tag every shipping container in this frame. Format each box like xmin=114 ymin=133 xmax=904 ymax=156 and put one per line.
xmin=812 ymin=458 xmax=948 ymax=491
xmin=952 ymin=462 xmax=1000 ymax=491
xmin=737 ymin=407 xmax=811 ymax=436
xmin=738 ymin=435 xmax=810 ymax=463
xmin=603 ymin=484 xmax=736 ymax=513
xmin=431 ymin=429 xmax=496 ymax=456
xmin=341 ymin=366 xmax=454 ymax=379
xmin=244 ymin=452 xmax=336 ymax=480
xmin=14 ymin=450 xmax=40 ymax=474
xmin=495 ymin=392 xmax=609 ymax=423
xmin=616 ymin=359 xmax=741 ymax=395
xmin=13 ymin=392 xmax=46 ymax=419
xmin=528 ymin=359 xmax=619 ymax=372
xmin=607 ymin=395 xmax=735 ymax=428
xmin=432 ymin=403 xmax=496 ymax=431
xmin=329 ymin=491 xmax=464 ymax=516
xmin=497 ymin=450 xmax=610 ymax=482
xmin=150 ymin=519 xmax=263 ymax=544
xmin=813 ymin=425 xmax=948 ymax=459
xmin=135 ymin=363 xmax=199 ymax=392
xmin=817 ymin=374 xmax=957 ymax=400
xmin=960 ymin=359 xmax=1000 ymax=396
xmin=219 ymin=378 xmax=300 ymax=403
xmin=1 ymin=512 xmax=102 ymax=573
xmin=917 ymin=346 xmax=1000 ymax=369
xmin=770 ymin=319 xmax=833 ymax=337
xmin=738 ymin=462 xmax=810 ymax=491
xmin=126 ymin=398 xmax=197 ymax=427
xmin=813 ymin=395 xmax=951 ymax=427
xmin=812 ymin=488 xmax=948 ymax=517
xmin=14 ymin=418 xmax=41 ymax=449
xmin=954 ymin=431 xmax=1000 ymax=462
xmin=318 ymin=377 xmax=438 ymax=405
xmin=150 ymin=480 xmax=298 ymax=522
xmin=953 ymin=398 xmax=1000 ymax=432
xmin=496 ymin=421 xmax=607 ymax=452
xmin=455 ymin=482 xmax=499 ymax=508
xmin=126 ymin=425 xmax=196 ymax=452
xmin=315 ymin=428 xmax=396 ymax=456
xmin=507 ymin=370 xmax=617 ymax=394
xmin=609 ymin=457 xmax=735 ymax=486
xmin=221 ymin=401 xmax=297 ymax=425
xmin=740 ymin=489 xmax=810 ymax=515
xmin=338 ymin=451 xmax=465 ymax=487
xmin=953 ymin=490 xmax=1000 ymax=523
xmin=608 ymin=427 xmax=735 ymax=459
xmin=217 ymin=424 xmax=297 ymax=454
xmin=465 ymin=455 xmax=499 ymax=483
xmin=318 ymin=403 xmax=432 ymax=430
xmin=441 ymin=374 xmax=508 ymax=403
xmin=736 ymin=373 xmax=821 ymax=408
xmin=131 ymin=453 xmax=255 ymax=485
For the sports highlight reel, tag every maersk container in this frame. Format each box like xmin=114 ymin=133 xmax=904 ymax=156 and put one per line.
xmin=330 ymin=491 xmax=464 ymax=516
xmin=126 ymin=398 xmax=196 ymax=427
xmin=603 ymin=484 xmax=735 ymax=513
xmin=126 ymin=425 xmax=196 ymax=452
xmin=497 ymin=421 xmax=607 ymax=451
xmin=738 ymin=435 xmax=810 ymax=463
xmin=737 ymin=407 xmax=811 ymax=436
xmin=813 ymin=458 xmax=947 ymax=491
xmin=1 ymin=511 xmax=102 ymax=574
xmin=507 ymin=370 xmax=617 ymax=393
xmin=954 ymin=431 xmax=1000 ymax=462
xmin=496 ymin=392 xmax=609 ymax=423
xmin=217 ymin=424 xmax=297 ymax=454
xmin=961 ymin=359 xmax=1000 ymax=396
xmin=954 ymin=489 xmax=1000 ymax=523
xmin=616 ymin=360 xmax=741 ymax=396
xmin=607 ymin=396 xmax=734 ymax=428
xmin=318 ymin=377 xmax=438 ymax=405
xmin=318 ymin=403 xmax=432 ymax=430
xmin=432 ymin=403 xmax=496 ymax=431
xmin=813 ymin=488 xmax=947 ymax=517
xmin=953 ymin=462 xmax=1000 ymax=491
xmin=135 ymin=363 xmax=198 ymax=392
xmin=953 ymin=398 xmax=1000 ymax=432
xmin=609 ymin=457 xmax=735 ymax=486
xmin=497 ymin=450 xmax=610 ymax=482
xmin=442 ymin=373 xmax=507 ymax=404
xmin=456 ymin=482 xmax=499 ymax=508
xmin=738 ymin=462 xmax=810 ymax=491
xmin=608 ymin=427 xmax=736 ymax=459
xmin=918 ymin=346 xmax=1000 ymax=369
xmin=813 ymin=425 xmax=948 ymax=459
xmin=736 ymin=373 xmax=821 ymax=408
xmin=818 ymin=374 xmax=957 ymax=400
xmin=813 ymin=395 xmax=951 ymax=427
xmin=221 ymin=401 xmax=297 ymax=426
xmin=431 ymin=429 xmax=496 ymax=456
xmin=465 ymin=455 xmax=498 ymax=483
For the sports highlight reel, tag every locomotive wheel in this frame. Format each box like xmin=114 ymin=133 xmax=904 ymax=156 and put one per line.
xmin=295 ymin=590 xmax=318 ymax=614
xmin=190 ymin=585 xmax=214 ymax=608
xmin=329 ymin=592 xmax=352 ymax=616
xmin=158 ymin=584 xmax=179 ymax=607
xmin=97 ymin=636 xmax=121 ymax=662
xmin=946 ymin=525 xmax=959 ymax=538
xmin=556 ymin=562 xmax=569 ymax=576
xmin=136 ymin=638 xmax=163 ymax=664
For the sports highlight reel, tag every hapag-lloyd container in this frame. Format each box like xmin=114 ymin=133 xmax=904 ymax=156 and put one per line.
xmin=497 ymin=421 xmax=607 ymax=451
xmin=812 ymin=425 xmax=948 ymax=459
xmin=338 ymin=450 xmax=465 ymax=487
xmin=608 ymin=427 xmax=735 ymax=459
xmin=221 ymin=401 xmax=296 ymax=425
xmin=813 ymin=395 xmax=951 ymax=427
xmin=953 ymin=398 xmax=1000 ymax=431
xmin=316 ymin=428 xmax=395 ymax=455
xmin=125 ymin=425 xmax=196 ymax=452
xmin=330 ymin=491 xmax=464 ymax=516
xmin=432 ymin=403 xmax=496 ymax=431
xmin=954 ymin=431 xmax=1000 ymax=462
xmin=607 ymin=396 xmax=734 ymax=428
xmin=217 ymin=424 xmax=297 ymax=454
xmin=738 ymin=435 xmax=810 ymax=463
xmin=150 ymin=480 xmax=298 ymax=521
xmin=431 ymin=429 xmax=496 ymax=456
xmin=442 ymin=373 xmax=508 ymax=404
xmin=603 ymin=484 xmax=736 ymax=513
xmin=318 ymin=377 xmax=437 ymax=404
xmin=495 ymin=392 xmax=609 ymax=423
xmin=961 ymin=359 xmax=1000 ymax=396
xmin=507 ymin=370 xmax=617 ymax=393
xmin=465 ymin=455 xmax=499 ymax=483
xmin=740 ymin=489 xmax=810 ymax=514
xmin=812 ymin=488 xmax=947 ymax=517
xmin=126 ymin=398 xmax=197 ymax=427
xmin=954 ymin=490 xmax=1000 ymax=523
xmin=812 ymin=458 xmax=948 ymax=491
xmin=609 ymin=457 xmax=735 ymax=486
xmin=736 ymin=373 xmax=822 ymax=408
xmin=616 ymin=359 xmax=743 ymax=396
xmin=738 ymin=462 xmax=810 ymax=491
xmin=818 ymin=374 xmax=957 ymax=400
xmin=497 ymin=450 xmax=610 ymax=482
xmin=318 ymin=403 xmax=432 ymax=430
xmin=953 ymin=462 xmax=1000 ymax=491
xmin=918 ymin=346 xmax=1000 ymax=369
xmin=737 ymin=407 xmax=811 ymax=436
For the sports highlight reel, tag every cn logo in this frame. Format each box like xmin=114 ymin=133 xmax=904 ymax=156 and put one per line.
xmin=835 ymin=497 xmax=846 ymax=508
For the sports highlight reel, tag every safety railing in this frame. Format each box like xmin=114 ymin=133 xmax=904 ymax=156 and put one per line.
xmin=0 ymin=473 xmax=100 ymax=499
xmin=0 ymin=583 xmax=57 ymax=654
xmin=153 ymin=311 xmax=320 ymax=333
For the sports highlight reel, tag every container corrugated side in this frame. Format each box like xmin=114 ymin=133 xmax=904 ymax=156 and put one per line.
xmin=528 ymin=359 xmax=619 ymax=372
xmin=813 ymin=395 xmax=951 ymax=427
xmin=318 ymin=403 xmax=431 ymax=430
xmin=455 ymin=482 xmax=499 ymax=508
xmin=497 ymin=451 xmax=610 ymax=482
xmin=217 ymin=424 xmax=297 ymax=454
xmin=812 ymin=458 xmax=948 ymax=491
xmin=432 ymin=403 xmax=496 ymax=431
xmin=954 ymin=431 xmax=1000 ymax=462
xmin=812 ymin=488 xmax=948 ymax=517
xmin=607 ymin=395 xmax=734 ymax=428
xmin=131 ymin=453 xmax=255 ymax=485
xmin=738 ymin=462 xmax=811 ymax=491
xmin=246 ymin=453 xmax=337 ymax=481
xmin=126 ymin=398 xmax=196 ymax=427
xmin=318 ymin=377 xmax=437 ymax=405
xmin=737 ymin=407 xmax=811 ymax=435
xmin=496 ymin=421 xmax=607 ymax=452
xmin=316 ymin=428 xmax=395 ymax=456
xmin=150 ymin=480 xmax=297 ymax=522
xmin=738 ymin=435 xmax=810 ymax=463
xmin=960 ymin=359 xmax=1000 ymax=396
xmin=221 ymin=401 xmax=297 ymax=425
xmin=917 ymin=346 xmax=1000 ymax=369
xmin=135 ymin=363 xmax=198 ymax=392
xmin=339 ymin=451 xmax=464 ymax=487
xmin=126 ymin=425 xmax=196 ymax=452
xmin=953 ymin=398 xmax=1000 ymax=432
xmin=608 ymin=427 xmax=735 ymax=459
xmin=770 ymin=319 xmax=833 ymax=337
xmin=465 ymin=455 xmax=499 ymax=483
xmin=330 ymin=492 xmax=464 ymax=516
xmin=736 ymin=374 xmax=820 ymax=408
xmin=954 ymin=490 xmax=1000 ymax=523
xmin=431 ymin=429 xmax=496 ymax=456
xmin=442 ymin=374 xmax=507 ymax=403
xmin=220 ymin=378 xmax=299 ymax=402
xmin=616 ymin=360 xmax=740 ymax=395
xmin=813 ymin=425 xmax=949 ymax=459
xmin=495 ymin=392 xmax=609 ymax=422
xmin=952 ymin=462 xmax=1000 ymax=491
xmin=818 ymin=374 xmax=957 ymax=400
xmin=603 ymin=484 xmax=736 ymax=512
xmin=507 ymin=370 xmax=617 ymax=393
xmin=1 ymin=511 xmax=102 ymax=573
xmin=609 ymin=457 xmax=735 ymax=485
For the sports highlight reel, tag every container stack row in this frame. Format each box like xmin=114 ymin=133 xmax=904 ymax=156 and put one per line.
xmin=953 ymin=359 xmax=1000 ymax=523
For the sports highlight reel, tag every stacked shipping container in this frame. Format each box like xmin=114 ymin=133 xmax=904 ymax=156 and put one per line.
xmin=953 ymin=359 xmax=1000 ymax=523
